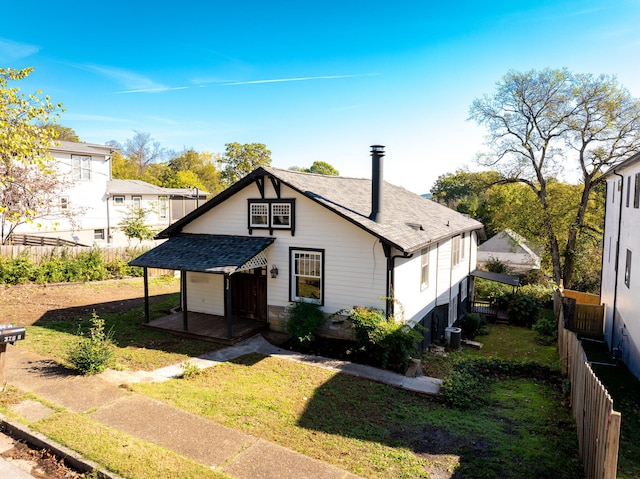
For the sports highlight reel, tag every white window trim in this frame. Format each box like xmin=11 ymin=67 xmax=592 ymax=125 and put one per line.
xmin=132 ymin=196 xmax=142 ymax=209
xmin=451 ymin=235 xmax=462 ymax=267
xmin=158 ymin=195 xmax=168 ymax=219
xmin=290 ymin=249 xmax=324 ymax=304
xmin=71 ymin=155 xmax=91 ymax=181
xmin=271 ymin=202 xmax=292 ymax=228
xmin=420 ymin=247 xmax=429 ymax=290
xmin=250 ymin=202 xmax=269 ymax=227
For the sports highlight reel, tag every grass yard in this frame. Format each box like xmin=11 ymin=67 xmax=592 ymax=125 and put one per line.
xmin=17 ymin=279 xmax=223 ymax=371
xmin=132 ymin=347 xmax=581 ymax=479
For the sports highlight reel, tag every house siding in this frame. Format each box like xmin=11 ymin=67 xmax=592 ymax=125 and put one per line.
xmin=186 ymin=272 xmax=225 ymax=315
xmin=602 ymin=168 xmax=640 ymax=380
xmin=181 ymin=180 xmax=389 ymax=316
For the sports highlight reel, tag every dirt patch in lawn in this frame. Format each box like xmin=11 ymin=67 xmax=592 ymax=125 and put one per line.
xmin=0 ymin=279 xmax=179 ymax=327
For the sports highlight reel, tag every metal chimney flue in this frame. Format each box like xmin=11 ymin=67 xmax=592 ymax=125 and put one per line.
xmin=369 ymin=145 xmax=385 ymax=223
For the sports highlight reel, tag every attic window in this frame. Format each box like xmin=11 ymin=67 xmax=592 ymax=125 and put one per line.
xmin=406 ymin=222 xmax=424 ymax=231
xmin=248 ymin=199 xmax=295 ymax=235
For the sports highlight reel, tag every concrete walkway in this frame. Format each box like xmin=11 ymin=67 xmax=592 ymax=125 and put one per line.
xmin=3 ymin=336 xmax=441 ymax=478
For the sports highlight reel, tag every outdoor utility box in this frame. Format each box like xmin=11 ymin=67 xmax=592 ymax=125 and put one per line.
xmin=445 ymin=326 xmax=461 ymax=351
xmin=0 ymin=324 xmax=26 ymax=344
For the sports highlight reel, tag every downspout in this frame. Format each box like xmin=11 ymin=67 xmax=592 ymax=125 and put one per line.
xmin=610 ymin=172 xmax=624 ymax=352
xmin=106 ymin=195 xmax=111 ymax=244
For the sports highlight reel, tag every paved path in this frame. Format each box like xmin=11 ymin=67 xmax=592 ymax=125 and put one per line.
xmin=3 ymin=336 xmax=441 ymax=478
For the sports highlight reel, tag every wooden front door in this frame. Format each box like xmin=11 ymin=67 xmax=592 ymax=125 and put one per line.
xmin=230 ymin=268 xmax=267 ymax=320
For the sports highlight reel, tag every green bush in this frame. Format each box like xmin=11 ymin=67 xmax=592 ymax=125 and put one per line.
xmin=67 ymin=312 xmax=116 ymax=375
xmin=460 ymin=312 xmax=488 ymax=339
xmin=474 ymin=278 xmax=511 ymax=302
xmin=287 ymin=301 xmax=325 ymax=343
xmin=485 ymin=256 xmax=511 ymax=274
xmin=507 ymin=294 xmax=541 ymax=327
xmin=533 ymin=313 xmax=558 ymax=345
xmin=349 ymin=306 xmax=421 ymax=373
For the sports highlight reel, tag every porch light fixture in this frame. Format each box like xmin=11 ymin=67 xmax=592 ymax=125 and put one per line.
xmin=270 ymin=265 xmax=279 ymax=278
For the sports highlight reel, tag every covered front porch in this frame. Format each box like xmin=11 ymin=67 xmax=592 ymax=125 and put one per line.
xmin=130 ymin=233 xmax=276 ymax=343
xmin=146 ymin=310 xmax=268 ymax=344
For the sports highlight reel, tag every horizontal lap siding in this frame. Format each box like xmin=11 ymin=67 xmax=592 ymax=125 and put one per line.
xmin=181 ymin=181 xmax=387 ymax=314
xmin=185 ymin=272 xmax=225 ymax=315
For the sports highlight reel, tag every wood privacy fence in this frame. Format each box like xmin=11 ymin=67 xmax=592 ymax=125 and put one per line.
xmin=555 ymin=290 xmax=621 ymax=479
xmin=0 ymin=245 xmax=147 ymax=262
xmin=560 ymin=288 xmax=605 ymax=338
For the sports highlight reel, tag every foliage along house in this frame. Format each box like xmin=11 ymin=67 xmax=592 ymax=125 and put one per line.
xmin=131 ymin=146 xmax=483 ymax=347
xmin=601 ymin=152 xmax=640 ymax=380
xmin=9 ymin=140 xmax=207 ymax=246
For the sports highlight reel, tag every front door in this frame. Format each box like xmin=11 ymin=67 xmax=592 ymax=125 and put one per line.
xmin=230 ymin=267 xmax=267 ymax=320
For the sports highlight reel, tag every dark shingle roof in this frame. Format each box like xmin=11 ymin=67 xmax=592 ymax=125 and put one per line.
xmin=160 ymin=167 xmax=483 ymax=253
xmin=262 ymin=167 xmax=482 ymax=252
xmin=129 ymin=234 xmax=274 ymax=273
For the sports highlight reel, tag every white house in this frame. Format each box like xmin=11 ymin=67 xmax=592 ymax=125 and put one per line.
xmin=10 ymin=141 xmax=207 ymax=246
xmin=477 ymin=229 xmax=541 ymax=273
xmin=131 ymin=146 xmax=483 ymax=346
xmin=601 ymin=152 xmax=640 ymax=380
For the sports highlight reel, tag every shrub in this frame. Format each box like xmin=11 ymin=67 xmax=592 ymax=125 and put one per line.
xmin=485 ymin=256 xmax=511 ymax=274
xmin=349 ymin=306 xmax=422 ymax=372
xmin=507 ymin=294 xmax=541 ymax=327
xmin=67 ymin=312 xmax=116 ymax=375
xmin=287 ymin=301 xmax=325 ymax=343
xmin=474 ymin=278 xmax=511 ymax=303
xmin=460 ymin=312 xmax=488 ymax=339
xmin=533 ymin=313 xmax=558 ymax=345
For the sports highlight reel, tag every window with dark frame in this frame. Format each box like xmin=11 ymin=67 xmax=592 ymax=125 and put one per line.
xmin=113 ymin=196 xmax=125 ymax=205
xmin=634 ymin=173 xmax=640 ymax=208
xmin=290 ymin=249 xmax=323 ymax=304
xmin=625 ymin=249 xmax=632 ymax=288
xmin=627 ymin=176 xmax=631 ymax=207
xmin=59 ymin=196 xmax=69 ymax=211
xmin=248 ymin=199 xmax=295 ymax=233
xmin=94 ymin=229 xmax=105 ymax=240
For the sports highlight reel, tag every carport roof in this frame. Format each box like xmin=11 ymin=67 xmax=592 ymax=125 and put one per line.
xmin=470 ymin=269 xmax=521 ymax=287
xmin=129 ymin=234 xmax=275 ymax=274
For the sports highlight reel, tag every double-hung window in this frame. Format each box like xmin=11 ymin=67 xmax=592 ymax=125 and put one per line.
xmin=420 ymin=248 xmax=429 ymax=290
xmin=625 ymin=249 xmax=632 ymax=288
xmin=634 ymin=174 xmax=640 ymax=208
xmin=451 ymin=235 xmax=462 ymax=267
xmin=71 ymin=155 xmax=91 ymax=180
xmin=290 ymin=248 xmax=323 ymax=304
xmin=158 ymin=196 xmax=168 ymax=219
xmin=248 ymin=199 xmax=295 ymax=234
xmin=132 ymin=196 xmax=142 ymax=209
xmin=59 ymin=196 xmax=69 ymax=211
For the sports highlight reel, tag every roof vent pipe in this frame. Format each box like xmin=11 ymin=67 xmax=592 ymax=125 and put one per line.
xmin=369 ymin=145 xmax=385 ymax=223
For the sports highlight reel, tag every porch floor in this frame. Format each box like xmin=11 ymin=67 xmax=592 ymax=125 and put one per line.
xmin=145 ymin=311 xmax=268 ymax=345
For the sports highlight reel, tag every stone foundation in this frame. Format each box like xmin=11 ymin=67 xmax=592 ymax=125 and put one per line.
xmin=267 ymin=305 xmax=355 ymax=341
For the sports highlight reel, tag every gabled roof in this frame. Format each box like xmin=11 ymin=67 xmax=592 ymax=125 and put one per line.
xmin=602 ymin=151 xmax=640 ymax=178
xmin=50 ymin=140 xmax=114 ymax=156
xmin=479 ymin=229 xmax=541 ymax=260
xmin=159 ymin=167 xmax=482 ymax=254
xmin=107 ymin=179 xmax=209 ymax=197
xmin=129 ymin=234 xmax=274 ymax=273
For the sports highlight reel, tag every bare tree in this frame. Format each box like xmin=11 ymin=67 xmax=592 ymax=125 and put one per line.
xmin=470 ymin=68 xmax=640 ymax=287
xmin=122 ymin=131 xmax=165 ymax=175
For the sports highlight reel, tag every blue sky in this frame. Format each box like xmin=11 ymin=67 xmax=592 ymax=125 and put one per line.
xmin=2 ymin=1 xmax=640 ymax=193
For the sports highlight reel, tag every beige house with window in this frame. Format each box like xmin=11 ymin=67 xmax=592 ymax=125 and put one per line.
xmin=131 ymin=146 xmax=482 ymax=346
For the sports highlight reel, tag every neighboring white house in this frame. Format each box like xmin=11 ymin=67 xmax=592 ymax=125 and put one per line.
xmin=131 ymin=146 xmax=483 ymax=346
xmin=601 ymin=152 xmax=640 ymax=381
xmin=477 ymin=229 xmax=541 ymax=273
xmin=10 ymin=141 xmax=207 ymax=246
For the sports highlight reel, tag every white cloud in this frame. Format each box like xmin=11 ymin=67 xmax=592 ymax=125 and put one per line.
xmin=0 ymin=38 xmax=39 ymax=61
xmin=222 ymin=73 xmax=378 ymax=86
xmin=79 ymin=64 xmax=187 ymax=94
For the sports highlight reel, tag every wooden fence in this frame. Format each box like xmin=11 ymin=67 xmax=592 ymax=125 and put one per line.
xmin=0 ymin=245 xmax=173 ymax=277
xmin=556 ymin=290 xmax=621 ymax=479
xmin=559 ymin=288 xmax=605 ymax=338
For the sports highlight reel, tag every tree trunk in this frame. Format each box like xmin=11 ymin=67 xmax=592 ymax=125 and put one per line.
xmin=562 ymin=181 xmax=594 ymax=289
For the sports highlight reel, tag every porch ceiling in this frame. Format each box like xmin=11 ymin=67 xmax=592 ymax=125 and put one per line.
xmin=129 ymin=233 xmax=275 ymax=274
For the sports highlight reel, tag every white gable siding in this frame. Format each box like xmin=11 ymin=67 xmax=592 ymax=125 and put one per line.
xmin=602 ymin=168 xmax=640 ymax=380
xmin=393 ymin=247 xmax=436 ymax=324
xmin=181 ymin=180 xmax=388 ymax=314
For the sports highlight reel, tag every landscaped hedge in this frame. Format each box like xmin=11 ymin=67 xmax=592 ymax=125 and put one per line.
xmin=0 ymin=249 xmax=145 ymax=284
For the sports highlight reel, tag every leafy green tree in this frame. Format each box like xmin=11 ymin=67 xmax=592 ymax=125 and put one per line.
xmin=469 ymin=68 xmax=640 ymax=288
xmin=110 ymin=149 xmax=141 ymax=180
xmin=168 ymin=149 xmax=221 ymax=194
xmin=307 ymin=161 xmax=339 ymax=176
xmin=219 ymin=142 xmax=271 ymax=187
xmin=0 ymin=67 xmax=66 ymax=244
xmin=42 ymin=123 xmax=80 ymax=142
xmin=118 ymin=206 xmax=156 ymax=244
xmin=430 ymin=169 xmax=502 ymax=219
